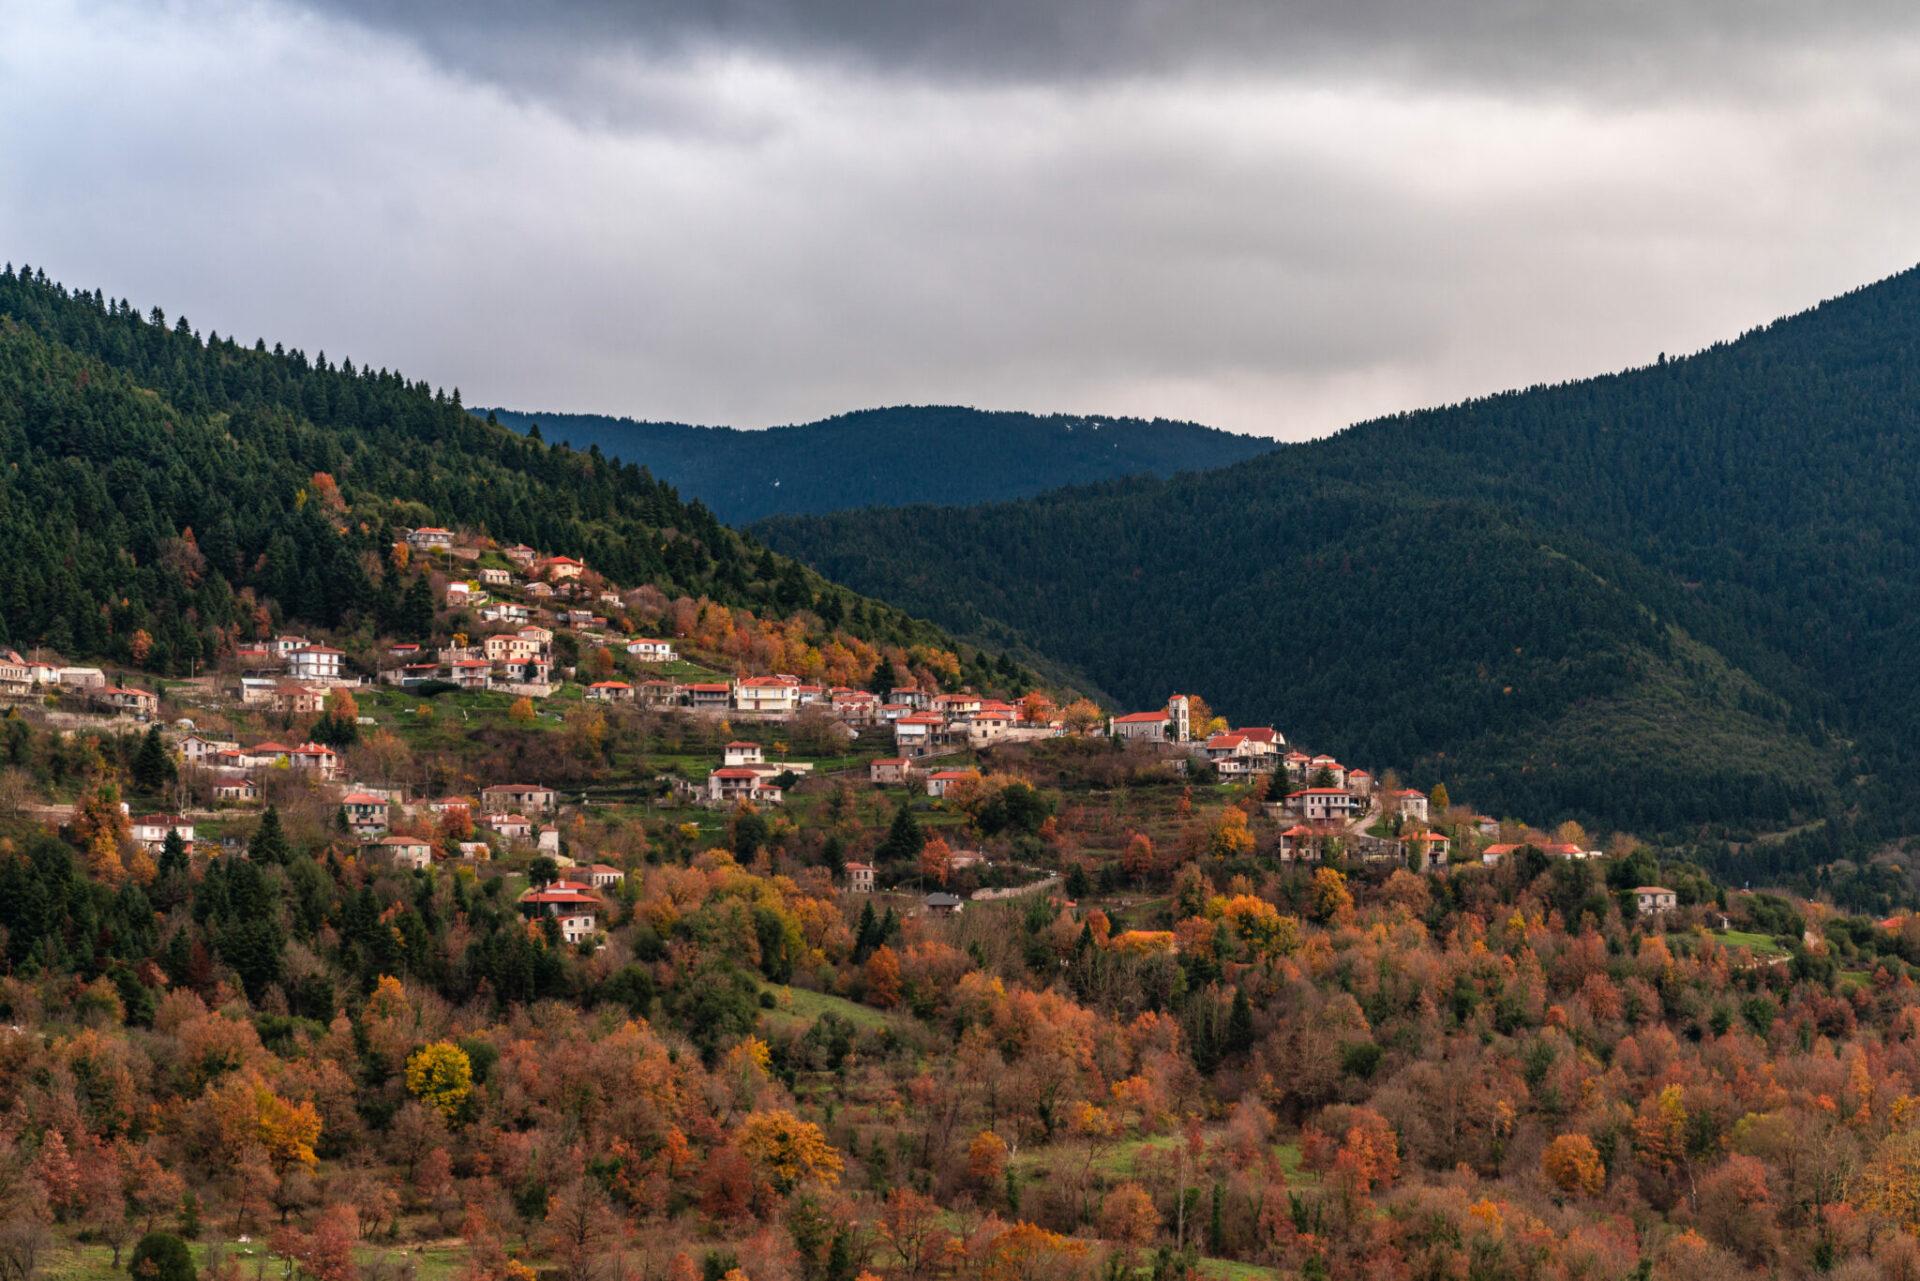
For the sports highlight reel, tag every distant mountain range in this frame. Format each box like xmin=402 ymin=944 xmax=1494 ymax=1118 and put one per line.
xmin=756 ymin=265 xmax=1920 ymax=859
xmin=473 ymin=405 xmax=1274 ymax=524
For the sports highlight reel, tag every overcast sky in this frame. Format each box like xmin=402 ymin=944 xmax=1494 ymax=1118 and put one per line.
xmin=3 ymin=1 xmax=1918 ymax=438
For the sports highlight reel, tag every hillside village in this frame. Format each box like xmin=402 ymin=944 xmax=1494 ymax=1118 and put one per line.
xmin=0 ymin=522 xmax=1689 ymax=947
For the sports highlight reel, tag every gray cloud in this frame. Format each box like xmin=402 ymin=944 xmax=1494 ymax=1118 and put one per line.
xmin=2 ymin=0 xmax=1918 ymax=442
xmin=302 ymin=0 xmax=1920 ymax=104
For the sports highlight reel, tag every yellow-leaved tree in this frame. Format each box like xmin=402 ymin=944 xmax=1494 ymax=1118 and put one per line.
xmin=405 ymin=1041 xmax=474 ymax=1121
xmin=738 ymin=1109 xmax=843 ymax=1192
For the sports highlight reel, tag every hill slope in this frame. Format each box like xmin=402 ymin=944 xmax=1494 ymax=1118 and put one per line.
xmin=476 ymin=405 xmax=1274 ymax=523
xmin=0 ymin=264 xmax=1022 ymax=690
xmin=757 ymin=266 xmax=1920 ymax=834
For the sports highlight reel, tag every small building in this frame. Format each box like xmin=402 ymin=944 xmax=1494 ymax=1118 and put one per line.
xmin=706 ymin=768 xmax=783 ymax=806
xmin=626 ymin=638 xmax=678 ymax=663
xmin=177 ymin=734 xmax=239 ymax=766
xmin=923 ymin=892 xmax=965 ymax=917
xmin=479 ymin=567 xmax=513 ymax=587
xmin=289 ymin=743 xmax=341 ymax=779
xmin=272 ymin=682 xmax=327 ymax=715
xmin=1109 ymin=711 xmax=1170 ymax=742
xmin=518 ymin=881 xmax=601 ymax=943
xmin=1635 ymin=886 xmax=1678 ymax=916
xmin=723 ymin=741 xmax=765 ymax=767
xmin=406 ymin=526 xmax=455 ymax=551
xmin=286 ymin=646 xmax=344 ymax=683
xmin=581 ymin=863 xmax=626 ymax=890
xmin=99 ymin=686 xmax=158 ymax=717
xmin=1285 ymin=787 xmax=1359 ymax=823
xmin=57 ymin=666 xmax=106 ymax=689
xmin=586 ymin=680 xmax=633 ymax=702
xmin=844 ymin=861 xmax=875 ymax=893
xmin=130 ymin=814 xmax=193 ymax=855
xmin=869 ymin=757 xmax=913 ymax=785
xmin=484 ymin=813 xmax=534 ymax=840
xmin=339 ymin=791 xmax=390 ymax=836
xmin=734 ymin=676 xmax=799 ymax=715
xmin=483 ymin=783 xmax=558 ymax=813
xmin=926 ymin=769 xmax=978 ymax=799
xmin=537 ymin=555 xmax=586 ymax=581
xmin=685 ymin=682 xmax=732 ymax=710
xmin=210 ymin=772 xmax=260 ymax=805
xmin=1399 ymin=829 xmax=1450 ymax=870
xmin=365 ymin=835 xmax=435 ymax=871
xmin=0 ymin=650 xmax=32 ymax=698
xmin=1391 ymin=789 xmax=1430 ymax=822
xmin=1276 ymin=824 xmax=1332 ymax=862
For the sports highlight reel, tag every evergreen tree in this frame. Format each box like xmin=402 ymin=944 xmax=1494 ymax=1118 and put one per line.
xmin=132 ymin=726 xmax=175 ymax=795
xmin=249 ymin=806 xmax=290 ymax=865
xmin=876 ymin=801 xmax=924 ymax=864
xmin=1225 ymin=988 xmax=1255 ymax=1058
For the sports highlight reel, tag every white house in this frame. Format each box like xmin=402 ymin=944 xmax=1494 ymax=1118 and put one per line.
xmin=406 ymin=527 xmax=455 ymax=551
xmin=706 ymin=768 xmax=783 ymax=805
xmin=734 ymin=676 xmax=799 ymax=715
xmin=130 ymin=814 xmax=193 ymax=854
xmin=844 ymin=861 xmax=876 ymax=893
xmin=926 ymin=769 xmax=978 ymax=799
xmin=1285 ymin=788 xmax=1360 ymax=822
xmin=626 ymin=638 xmax=678 ymax=663
xmin=286 ymin=646 xmax=344 ymax=682
xmin=723 ymin=741 xmax=765 ymax=767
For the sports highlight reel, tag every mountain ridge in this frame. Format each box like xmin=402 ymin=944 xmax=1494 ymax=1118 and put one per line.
xmin=755 ymin=264 xmax=1920 ymax=839
xmin=474 ymin=403 xmax=1274 ymax=524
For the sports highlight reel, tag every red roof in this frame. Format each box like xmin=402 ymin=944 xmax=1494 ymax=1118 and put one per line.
xmin=1289 ymin=788 xmax=1350 ymax=797
xmin=712 ymin=767 xmax=763 ymax=780
xmin=726 ymin=740 xmax=761 ymax=749
xmin=930 ymin=770 xmax=976 ymax=781
xmin=1112 ymin=711 xmax=1168 ymax=724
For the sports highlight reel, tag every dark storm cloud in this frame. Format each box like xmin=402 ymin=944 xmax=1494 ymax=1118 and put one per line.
xmin=303 ymin=0 xmax=1918 ymax=98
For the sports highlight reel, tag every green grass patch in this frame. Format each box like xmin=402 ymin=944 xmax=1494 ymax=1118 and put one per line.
xmin=1717 ymin=929 xmax=1791 ymax=957
xmin=1195 ymin=1258 xmax=1274 ymax=1281
xmin=760 ymin=983 xmax=893 ymax=1031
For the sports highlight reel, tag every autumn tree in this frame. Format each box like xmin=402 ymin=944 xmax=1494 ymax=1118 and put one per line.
xmin=920 ymin=836 xmax=954 ymax=886
xmin=1541 ymin=1133 xmax=1605 ymax=1198
xmin=864 ymin=946 xmax=902 ymax=1009
xmin=509 ymin=697 xmax=536 ymax=725
xmin=738 ymin=1110 xmax=843 ymax=1193
xmin=405 ymin=1042 xmax=474 ymax=1122
xmin=1209 ymin=808 xmax=1254 ymax=859
xmin=1061 ymin=700 xmax=1103 ymax=734
xmin=541 ymin=1180 xmax=625 ymax=1281
xmin=1099 ymin=1182 xmax=1160 ymax=1250
xmin=1122 ymin=833 xmax=1158 ymax=883
xmin=966 ymin=1131 xmax=1009 ymax=1193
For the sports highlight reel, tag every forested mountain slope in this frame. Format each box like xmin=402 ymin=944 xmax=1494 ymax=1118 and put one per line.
xmin=477 ymin=405 xmax=1274 ymax=523
xmin=0 ymin=264 xmax=1019 ymax=688
xmin=758 ymin=265 xmax=1920 ymax=836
